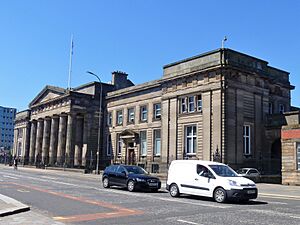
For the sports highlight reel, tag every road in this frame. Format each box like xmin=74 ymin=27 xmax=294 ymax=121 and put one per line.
xmin=0 ymin=166 xmax=299 ymax=225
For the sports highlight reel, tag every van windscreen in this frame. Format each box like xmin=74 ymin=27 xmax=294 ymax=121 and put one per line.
xmin=209 ymin=165 xmax=237 ymax=177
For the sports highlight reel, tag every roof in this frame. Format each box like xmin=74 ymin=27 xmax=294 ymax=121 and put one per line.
xmin=171 ymin=160 xmax=225 ymax=166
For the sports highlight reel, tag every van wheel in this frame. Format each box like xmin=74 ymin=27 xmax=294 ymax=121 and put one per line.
xmin=127 ymin=180 xmax=135 ymax=192
xmin=214 ymin=188 xmax=227 ymax=203
xmin=103 ymin=177 xmax=110 ymax=188
xmin=169 ymin=184 xmax=180 ymax=197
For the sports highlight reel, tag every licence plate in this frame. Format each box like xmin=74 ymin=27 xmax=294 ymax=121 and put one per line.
xmin=247 ymin=190 xmax=256 ymax=194
xmin=149 ymin=183 xmax=158 ymax=187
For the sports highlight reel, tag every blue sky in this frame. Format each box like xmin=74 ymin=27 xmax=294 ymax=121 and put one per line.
xmin=1 ymin=0 xmax=299 ymax=111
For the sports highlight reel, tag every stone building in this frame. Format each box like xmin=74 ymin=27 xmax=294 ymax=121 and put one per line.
xmin=281 ymin=111 xmax=300 ymax=185
xmin=13 ymin=72 xmax=133 ymax=168
xmin=106 ymin=48 xmax=293 ymax=174
xmin=13 ymin=48 xmax=294 ymax=175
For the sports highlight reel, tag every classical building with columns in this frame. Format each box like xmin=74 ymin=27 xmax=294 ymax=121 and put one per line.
xmin=14 ymin=48 xmax=294 ymax=175
xmin=13 ymin=72 xmax=133 ymax=168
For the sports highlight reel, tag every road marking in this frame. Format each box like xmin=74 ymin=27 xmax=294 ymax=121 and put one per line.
xmin=17 ymin=189 xmax=30 ymax=193
xmin=177 ymin=219 xmax=201 ymax=225
xmin=267 ymin=201 xmax=287 ymax=205
xmin=248 ymin=209 xmax=300 ymax=219
xmin=7 ymin=182 xmax=143 ymax=222
xmin=259 ymin=193 xmax=300 ymax=201
xmin=94 ymin=187 xmax=230 ymax=208
xmin=156 ymin=196 xmax=231 ymax=209
xmin=41 ymin=176 xmax=57 ymax=180
xmin=3 ymin=175 xmax=19 ymax=180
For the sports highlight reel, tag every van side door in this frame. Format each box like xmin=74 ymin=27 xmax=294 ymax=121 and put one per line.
xmin=190 ymin=164 xmax=215 ymax=197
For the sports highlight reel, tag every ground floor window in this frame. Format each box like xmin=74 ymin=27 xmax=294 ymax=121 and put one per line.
xmin=140 ymin=131 xmax=147 ymax=156
xmin=106 ymin=135 xmax=112 ymax=156
xmin=243 ymin=125 xmax=251 ymax=155
xmin=185 ymin=125 xmax=197 ymax=154
xmin=117 ymin=135 xmax=122 ymax=156
xmin=153 ymin=129 xmax=161 ymax=156
xmin=297 ymin=143 xmax=300 ymax=170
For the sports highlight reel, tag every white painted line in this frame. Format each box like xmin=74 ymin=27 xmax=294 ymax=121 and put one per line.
xmin=94 ymin=187 xmax=231 ymax=209
xmin=3 ymin=175 xmax=19 ymax=180
xmin=267 ymin=201 xmax=287 ymax=205
xmin=17 ymin=189 xmax=30 ymax=193
xmin=177 ymin=219 xmax=200 ymax=225
xmin=40 ymin=176 xmax=57 ymax=180
xmin=156 ymin=197 xmax=231 ymax=209
xmin=290 ymin=216 xmax=300 ymax=219
xmin=260 ymin=193 xmax=300 ymax=199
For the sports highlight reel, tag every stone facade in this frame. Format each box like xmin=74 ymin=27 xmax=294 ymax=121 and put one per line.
xmin=281 ymin=111 xmax=300 ymax=185
xmin=106 ymin=48 xmax=293 ymax=174
xmin=13 ymin=72 xmax=133 ymax=169
xmin=13 ymin=48 xmax=294 ymax=176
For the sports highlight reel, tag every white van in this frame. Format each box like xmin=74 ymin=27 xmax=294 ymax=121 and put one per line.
xmin=166 ymin=160 xmax=258 ymax=203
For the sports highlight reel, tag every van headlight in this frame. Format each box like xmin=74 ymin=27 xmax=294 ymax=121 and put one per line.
xmin=228 ymin=180 xmax=240 ymax=187
xmin=136 ymin=178 xmax=146 ymax=182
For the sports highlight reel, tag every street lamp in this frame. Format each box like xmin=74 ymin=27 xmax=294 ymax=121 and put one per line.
xmin=87 ymin=71 xmax=102 ymax=174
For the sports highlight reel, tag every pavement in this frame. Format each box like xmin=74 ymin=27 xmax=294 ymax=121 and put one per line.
xmin=0 ymin=194 xmax=30 ymax=217
xmin=1 ymin=164 xmax=300 ymax=219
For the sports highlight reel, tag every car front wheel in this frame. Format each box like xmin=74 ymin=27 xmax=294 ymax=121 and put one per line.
xmin=103 ymin=177 xmax=110 ymax=188
xmin=169 ymin=183 xmax=180 ymax=197
xmin=127 ymin=180 xmax=135 ymax=192
xmin=214 ymin=187 xmax=227 ymax=203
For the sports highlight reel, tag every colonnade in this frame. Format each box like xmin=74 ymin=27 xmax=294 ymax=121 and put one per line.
xmin=28 ymin=113 xmax=90 ymax=167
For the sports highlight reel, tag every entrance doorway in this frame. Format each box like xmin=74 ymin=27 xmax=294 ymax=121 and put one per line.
xmin=127 ymin=142 xmax=135 ymax=165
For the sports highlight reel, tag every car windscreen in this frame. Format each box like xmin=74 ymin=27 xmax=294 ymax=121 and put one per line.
xmin=237 ymin=168 xmax=248 ymax=174
xmin=209 ymin=165 xmax=238 ymax=177
xmin=124 ymin=166 xmax=148 ymax=175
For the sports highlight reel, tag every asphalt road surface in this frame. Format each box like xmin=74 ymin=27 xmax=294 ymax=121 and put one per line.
xmin=0 ymin=166 xmax=299 ymax=225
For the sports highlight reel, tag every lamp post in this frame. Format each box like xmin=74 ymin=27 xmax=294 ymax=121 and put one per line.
xmin=87 ymin=71 xmax=102 ymax=174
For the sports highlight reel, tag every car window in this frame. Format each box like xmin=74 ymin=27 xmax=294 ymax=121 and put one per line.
xmin=237 ymin=168 xmax=248 ymax=174
xmin=124 ymin=166 xmax=147 ymax=175
xmin=116 ymin=166 xmax=126 ymax=174
xmin=105 ymin=165 xmax=117 ymax=173
xmin=249 ymin=169 xmax=258 ymax=174
xmin=209 ymin=165 xmax=237 ymax=177
xmin=197 ymin=165 xmax=214 ymax=178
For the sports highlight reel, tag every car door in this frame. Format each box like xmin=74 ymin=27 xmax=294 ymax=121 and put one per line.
xmin=107 ymin=165 xmax=118 ymax=185
xmin=247 ymin=169 xmax=260 ymax=182
xmin=115 ymin=165 xmax=128 ymax=187
xmin=189 ymin=164 xmax=215 ymax=197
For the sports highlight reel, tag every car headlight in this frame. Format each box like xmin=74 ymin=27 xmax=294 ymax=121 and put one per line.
xmin=136 ymin=178 xmax=146 ymax=182
xmin=228 ymin=180 xmax=240 ymax=187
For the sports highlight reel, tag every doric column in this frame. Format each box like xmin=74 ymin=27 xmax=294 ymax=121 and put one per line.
xmin=13 ymin=128 xmax=18 ymax=156
xmin=24 ymin=123 xmax=31 ymax=165
xmin=82 ymin=113 xmax=91 ymax=167
xmin=49 ymin=116 xmax=59 ymax=165
xmin=35 ymin=119 xmax=44 ymax=165
xmin=29 ymin=120 xmax=37 ymax=164
xmin=65 ymin=113 xmax=75 ymax=167
xmin=42 ymin=117 xmax=51 ymax=165
xmin=57 ymin=114 xmax=67 ymax=166
xmin=74 ymin=115 xmax=83 ymax=167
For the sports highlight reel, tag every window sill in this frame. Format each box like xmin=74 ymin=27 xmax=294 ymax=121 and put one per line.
xmin=186 ymin=153 xmax=196 ymax=156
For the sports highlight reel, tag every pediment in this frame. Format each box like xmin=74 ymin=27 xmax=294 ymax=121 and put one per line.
xmin=29 ymin=85 xmax=66 ymax=107
xmin=120 ymin=129 xmax=138 ymax=139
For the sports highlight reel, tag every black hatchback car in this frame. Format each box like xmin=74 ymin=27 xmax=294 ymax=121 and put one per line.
xmin=102 ymin=165 xmax=161 ymax=192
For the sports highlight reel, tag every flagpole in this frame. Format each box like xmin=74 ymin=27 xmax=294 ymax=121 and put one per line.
xmin=221 ymin=36 xmax=227 ymax=49
xmin=68 ymin=34 xmax=73 ymax=90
